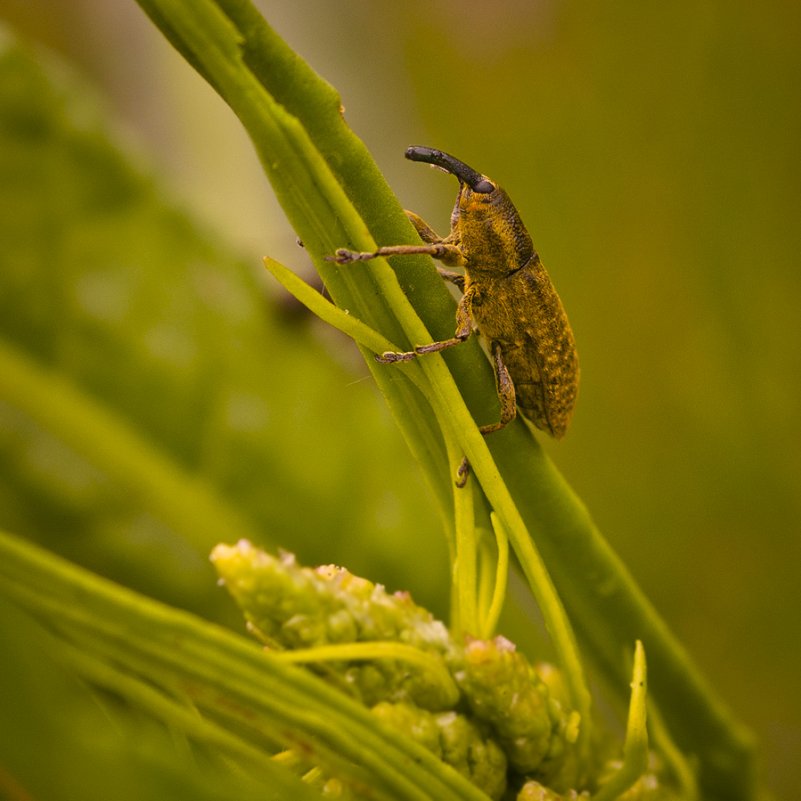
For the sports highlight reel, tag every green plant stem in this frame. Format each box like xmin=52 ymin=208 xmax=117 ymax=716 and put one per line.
xmin=57 ymin=638 xmax=290 ymax=778
xmin=482 ymin=513 xmax=509 ymax=639
xmin=647 ymin=700 xmax=699 ymax=801
xmin=399 ymin=362 xmax=593 ymax=759
xmin=263 ymin=257 xmax=406 ymax=360
xmin=593 ymin=640 xmax=649 ymax=801
xmin=449 ymin=436 xmax=477 ymax=636
xmin=273 ymin=642 xmax=459 ymax=707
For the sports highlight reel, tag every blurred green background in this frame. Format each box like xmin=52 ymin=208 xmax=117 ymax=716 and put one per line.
xmin=2 ymin=0 xmax=799 ymax=797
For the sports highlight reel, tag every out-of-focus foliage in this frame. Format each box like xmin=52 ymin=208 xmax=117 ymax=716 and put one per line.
xmin=2 ymin=530 xmax=485 ymax=801
xmin=0 ymin=595 xmax=277 ymax=801
xmin=0 ymin=25 xmax=447 ymax=627
xmin=1 ymin=0 xmax=799 ymax=797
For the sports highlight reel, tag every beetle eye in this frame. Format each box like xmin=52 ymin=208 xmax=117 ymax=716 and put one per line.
xmin=471 ymin=179 xmax=495 ymax=194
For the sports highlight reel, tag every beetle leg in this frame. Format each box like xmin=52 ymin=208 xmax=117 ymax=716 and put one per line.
xmin=376 ymin=290 xmax=474 ymax=363
xmin=454 ymin=342 xmax=518 ymax=485
xmin=437 ymin=267 xmax=466 ymax=291
xmin=408 ymin=211 xmax=467 ymax=272
xmin=376 ymin=329 xmax=470 ymax=363
xmin=331 ymin=242 xmax=462 ymax=264
xmin=405 ymin=210 xmax=442 ymax=243
xmin=479 ymin=341 xmax=517 ymax=434
xmin=331 ymin=210 xmax=466 ymax=267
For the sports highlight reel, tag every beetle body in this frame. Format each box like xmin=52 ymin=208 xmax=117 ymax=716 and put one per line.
xmin=333 ymin=146 xmax=579 ymax=440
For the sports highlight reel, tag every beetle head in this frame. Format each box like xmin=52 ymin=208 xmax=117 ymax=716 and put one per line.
xmin=406 ymin=146 xmax=534 ymax=272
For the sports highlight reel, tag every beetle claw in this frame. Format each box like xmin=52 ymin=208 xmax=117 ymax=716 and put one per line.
xmin=455 ymin=457 xmax=471 ymax=488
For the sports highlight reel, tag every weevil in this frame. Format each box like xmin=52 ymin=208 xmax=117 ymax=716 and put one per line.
xmin=333 ymin=146 xmax=579 ymax=460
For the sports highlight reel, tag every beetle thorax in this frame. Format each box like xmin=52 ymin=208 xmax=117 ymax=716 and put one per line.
xmin=455 ymin=186 xmax=535 ymax=276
